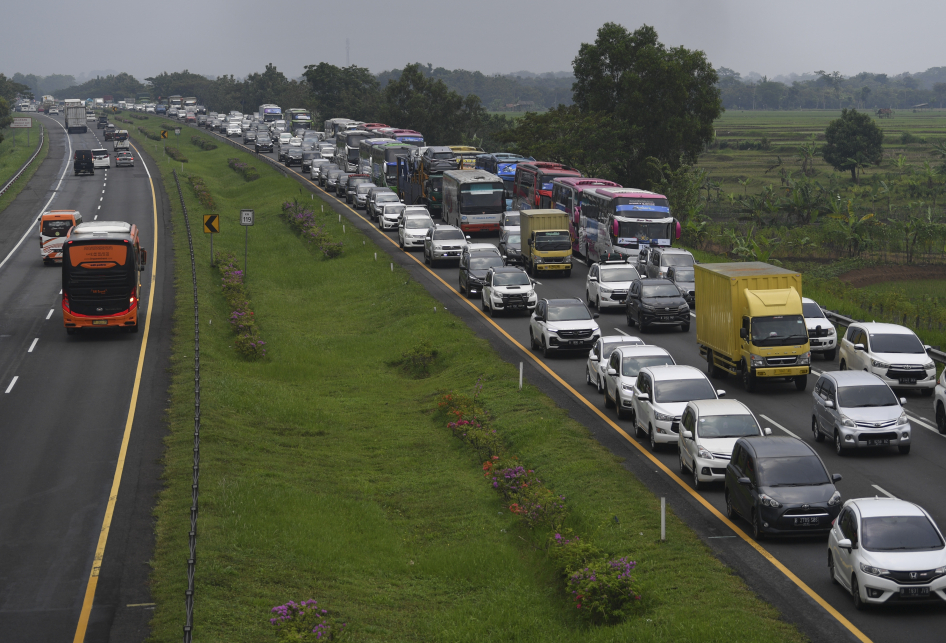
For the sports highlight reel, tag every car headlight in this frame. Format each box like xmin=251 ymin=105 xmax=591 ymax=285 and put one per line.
xmin=828 ymin=490 xmax=842 ymax=506
xmin=798 ymin=351 xmax=811 ymax=365
xmin=757 ymin=493 xmax=781 ymax=508
xmin=599 ymin=286 xmax=612 ymax=294
xmin=528 ymin=293 xmax=537 ymax=302
xmin=859 ymin=563 xmax=888 ymax=576
xmin=750 ymin=353 xmax=765 ymax=368
xmin=697 ymin=446 xmax=714 ymax=460
xmin=534 ymin=257 xmax=543 ymax=263
xmin=925 ymin=362 xmax=935 ymax=370
xmin=840 ymin=414 xmax=856 ymax=428
xmin=654 ymin=411 xmax=675 ymax=422
xmin=871 ymin=358 xmax=890 ymax=369
xmin=828 ymin=327 xmax=836 ymax=335
xmin=546 ymin=327 xmax=559 ymax=335
xmin=621 ymin=383 xmax=636 ymax=392
xmin=897 ymin=411 xmax=908 ymax=425
xmin=640 ymin=303 xmax=655 ymax=312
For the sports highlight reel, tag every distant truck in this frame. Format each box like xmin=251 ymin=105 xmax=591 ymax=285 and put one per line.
xmin=696 ymin=262 xmax=811 ymax=393
xmin=65 ymin=105 xmax=88 ymax=133
xmin=520 ymin=209 xmax=574 ymax=277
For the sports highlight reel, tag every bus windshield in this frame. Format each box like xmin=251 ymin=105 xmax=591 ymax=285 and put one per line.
xmin=614 ymin=197 xmax=670 ymax=210
xmin=459 ymin=183 xmax=504 ymax=213
xmin=616 ymin=221 xmax=674 ymax=244
xmin=43 ymin=220 xmax=73 ymax=237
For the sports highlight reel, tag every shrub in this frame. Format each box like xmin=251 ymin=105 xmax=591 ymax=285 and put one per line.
xmin=187 ymin=175 xmax=216 ymax=211
xmin=900 ymin=131 xmax=925 ymax=145
xmin=166 ymin=146 xmax=188 ymax=162
xmin=269 ymin=599 xmax=347 ymax=641
xmin=215 ymin=251 xmax=266 ymax=359
xmin=191 ymin=136 xmax=217 ymax=151
xmin=227 ymin=157 xmax=260 ymax=181
xmin=567 ymin=557 xmax=642 ymax=624
xmin=387 ymin=341 xmax=439 ymax=378
xmin=137 ymin=126 xmax=161 ymax=141
xmin=280 ymin=200 xmax=343 ymax=258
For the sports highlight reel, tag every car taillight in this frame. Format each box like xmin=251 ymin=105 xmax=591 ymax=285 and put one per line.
xmin=62 ymin=292 xmax=71 ymax=313
xmin=129 ymin=290 xmax=138 ymax=310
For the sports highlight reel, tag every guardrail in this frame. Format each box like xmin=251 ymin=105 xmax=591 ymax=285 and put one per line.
xmin=172 ymin=169 xmax=202 ymax=643
xmin=823 ymin=309 xmax=946 ymax=365
xmin=0 ymin=123 xmax=45 ymax=198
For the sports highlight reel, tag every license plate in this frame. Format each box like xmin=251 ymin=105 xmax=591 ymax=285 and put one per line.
xmin=899 ymin=378 xmax=917 ymax=385
xmin=900 ymin=587 xmax=931 ymax=597
xmin=811 ymin=340 xmax=822 ymax=346
xmin=508 ymin=304 xmax=524 ymax=309
xmin=92 ymin=320 xmax=108 ymax=325
xmin=867 ymin=439 xmax=890 ymax=446
xmin=793 ymin=516 xmax=819 ymax=526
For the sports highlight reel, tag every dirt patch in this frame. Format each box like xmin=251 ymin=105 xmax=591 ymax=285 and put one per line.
xmin=838 ymin=264 xmax=946 ymax=288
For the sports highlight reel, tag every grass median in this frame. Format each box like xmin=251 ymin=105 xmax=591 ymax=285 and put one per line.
xmin=0 ymin=117 xmax=48 ymax=214
xmin=133 ymin=117 xmax=805 ymax=642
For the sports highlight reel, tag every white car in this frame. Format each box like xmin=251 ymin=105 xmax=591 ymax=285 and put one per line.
xmin=482 ymin=266 xmax=536 ymax=317
xmin=678 ymin=399 xmax=770 ymax=489
xmin=604 ymin=345 xmax=675 ymax=420
xmin=371 ymin=192 xmax=402 ymax=220
xmin=289 ymin=137 xmax=303 ymax=147
xmin=226 ymin=122 xmax=242 ymax=137
xmin=586 ymin=261 xmax=641 ymax=310
xmin=499 ymin=211 xmax=521 ymax=237
xmin=146 ymin=105 xmax=155 ymax=113
xmin=91 ymin=149 xmax=110 ymax=169
xmin=934 ymin=369 xmax=946 ymax=433
xmin=398 ymin=214 xmax=434 ymax=249
xmin=802 ymin=297 xmax=838 ymax=360
xmin=632 ymin=365 xmax=725 ymax=450
xmin=585 ymin=335 xmax=645 ymax=393
xmin=277 ymin=132 xmax=293 ymax=148
xmin=466 ymin=242 xmax=502 ymax=258
xmin=529 ymin=298 xmax=600 ymax=358
xmin=839 ymin=322 xmax=935 ymax=395
xmin=828 ymin=497 xmax=946 ymax=609
xmin=379 ymin=203 xmax=406 ymax=230
xmin=48 ymin=106 xmax=59 ymax=115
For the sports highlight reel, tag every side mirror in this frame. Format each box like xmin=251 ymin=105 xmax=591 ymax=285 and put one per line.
xmin=589 ymin=276 xmax=598 ymax=282
xmin=466 ymin=235 xmax=471 ymax=241
xmin=607 ymin=368 xmax=617 ymax=376
xmin=763 ymin=427 xmax=773 ymax=436
xmin=837 ymin=538 xmax=853 ymax=551
xmin=716 ymin=389 xmax=726 ymax=398
xmin=593 ymin=313 xmax=600 ymax=319
xmin=637 ymin=393 xmax=650 ymax=402
xmin=739 ymin=328 xmax=748 ymax=339
xmin=682 ymin=430 xmax=693 ymax=439
xmin=535 ymin=316 xmax=544 ymax=322
xmin=825 ymin=400 xmax=835 ymax=409
xmin=854 ymin=343 xmax=865 ymax=351
xmin=141 ymin=249 xmax=147 ymax=266
xmin=900 ymin=397 xmax=907 ymax=405
xmin=737 ymin=477 xmax=752 ymax=486
xmin=924 ymin=344 xmax=932 ymax=351
xmin=832 ymin=473 xmax=842 ymax=482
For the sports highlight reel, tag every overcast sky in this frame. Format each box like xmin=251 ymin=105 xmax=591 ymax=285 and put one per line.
xmin=4 ymin=0 xmax=945 ymax=82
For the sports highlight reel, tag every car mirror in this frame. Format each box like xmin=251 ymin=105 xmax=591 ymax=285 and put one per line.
xmin=737 ymin=476 xmax=752 ymax=486
xmin=739 ymin=328 xmax=748 ymax=339
xmin=465 ymin=235 xmax=471 ymax=241
xmin=716 ymin=389 xmax=726 ymax=398
xmin=924 ymin=344 xmax=932 ymax=351
xmin=854 ymin=343 xmax=864 ymax=351
xmin=589 ymin=276 xmax=598 ymax=282
xmin=900 ymin=397 xmax=907 ymax=405
xmin=637 ymin=393 xmax=649 ymax=402
xmin=763 ymin=427 xmax=772 ymax=436
xmin=607 ymin=368 xmax=617 ymax=376
xmin=837 ymin=538 xmax=853 ymax=551
xmin=682 ymin=430 xmax=693 ymax=439
xmin=832 ymin=473 xmax=842 ymax=482
xmin=825 ymin=400 xmax=834 ymax=409
xmin=141 ymin=249 xmax=147 ymax=266
xmin=593 ymin=313 xmax=599 ymax=319
xmin=535 ymin=316 xmax=544 ymax=322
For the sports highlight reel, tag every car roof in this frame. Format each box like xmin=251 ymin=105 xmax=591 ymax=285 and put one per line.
xmin=822 ymin=370 xmax=886 ymax=387
xmin=614 ymin=345 xmax=672 ymax=358
xmin=599 ymin=335 xmax=644 ymax=345
xmin=740 ymin=435 xmax=814 ymax=458
xmin=849 ymin=497 xmax=926 ymax=519
xmin=490 ymin=266 xmax=526 ymax=274
xmin=656 ymin=247 xmax=691 ymax=255
xmin=853 ymin=322 xmax=916 ymax=335
xmin=643 ymin=364 xmax=705 ymax=381
xmin=546 ymin=298 xmax=584 ymax=306
xmin=639 ymin=278 xmax=674 ymax=285
xmin=688 ymin=399 xmax=752 ymax=417
xmin=802 ymin=297 xmax=819 ymax=305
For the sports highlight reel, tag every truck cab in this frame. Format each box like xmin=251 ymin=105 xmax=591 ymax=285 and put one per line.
xmin=520 ymin=209 xmax=573 ymax=277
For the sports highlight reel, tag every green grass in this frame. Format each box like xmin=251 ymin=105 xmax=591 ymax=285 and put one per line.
xmin=864 ymin=279 xmax=946 ymax=298
xmin=0 ymin=118 xmax=48 ymax=213
xmin=133 ymin=117 xmax=805 ymax=643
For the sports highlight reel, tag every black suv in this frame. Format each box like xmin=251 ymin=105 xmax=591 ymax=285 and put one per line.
xmin=255 ymin=136 xmax=273 ymax=153
xmin=625 ymin=278 xmax=690 ymax=332
xmin=96 ymin=115 xmax=108 ymax=129
xmin=284 ymin=146 xmax=303 ymax=167
xmin=73 ymin=150 xmax=94 ymax=176
xmin=458 ymin=251 xmax=505 ymax=298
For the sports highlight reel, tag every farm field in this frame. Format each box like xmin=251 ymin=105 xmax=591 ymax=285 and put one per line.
xmin=864 ymin=278 xmax=946 ymax=298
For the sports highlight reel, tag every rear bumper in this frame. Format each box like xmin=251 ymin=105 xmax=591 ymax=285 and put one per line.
xmin=64 ymin=306 xmax=138 ymax=329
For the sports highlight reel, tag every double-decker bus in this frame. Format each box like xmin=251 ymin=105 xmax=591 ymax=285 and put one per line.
xmin=61 ymin=221 xmax=147 ymax=334
xmin=334 ymin=130 xmax=373 ymax=172
xmin=358 ymin=138 xmax=395 ymax=174
xmin=513 ymin=162 xmax=582 ymax=210
xmin=286 ymin=108 xmax=313 ymax=132
xmin=370 ymin=143 xmax=415 ymax=187
xmin=442 ymin=170 xmax=505 ymax=233
xmin=259 ymin=104 xmax=283 ymax=123
xmin=551 ymin=177 xmax=622 ymax=254
xmin=448 ymin=146 xmax=484 ymax=170
xmin=579 ymin=187 xmax=679 ymax=263
xmin=390 ymin=129 xmax=424 ymax=147
xmin=168 ymin=95 xmax=183 ymax=111
xmin=475 ymin=153 xmax=534 ymax=196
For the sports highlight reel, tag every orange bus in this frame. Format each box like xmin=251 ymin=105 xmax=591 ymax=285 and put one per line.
xmin=39 ymin=209 xmax=83 ymax=265
xmin=61 ymin=221 xmax=147 ymax=334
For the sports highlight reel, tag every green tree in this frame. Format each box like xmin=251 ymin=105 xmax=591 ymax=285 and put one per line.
xmin=303 ymin=62 xmax=380 ymax=122
xmin=822 ymin=109 xmax=884 ymax=182
xmin=0 ymin=97 xmax=10 ymax=144
xmin=571 ymin=23 xmax=721 ymax=186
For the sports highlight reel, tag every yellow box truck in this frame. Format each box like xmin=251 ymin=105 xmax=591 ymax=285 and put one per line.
xmin=520 ymin=209 xmax=573 ymax=277
xmin=696 ymin=262 xmax=811 ymax=392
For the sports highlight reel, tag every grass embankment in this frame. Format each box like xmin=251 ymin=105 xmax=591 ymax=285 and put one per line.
xmin=133 ymin=118 xmax=805 ymax=642
xmin=0 ymin=118 xmax=49 ymax=213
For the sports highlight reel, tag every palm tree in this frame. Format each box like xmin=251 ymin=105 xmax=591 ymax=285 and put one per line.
xmin=828 ymin=201 xmax=874 ymax=258
xmin=904 ymin=206 xmax=942 ymax=263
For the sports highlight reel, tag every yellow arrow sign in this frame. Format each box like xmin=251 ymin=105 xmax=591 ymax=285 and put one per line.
xmin=203 ymin=214 xmax=219 ymax=234
xmin=161 ymin=130 xmax=168 ymax=139
xmin=112 ymin=106 xmax=118 ymax=112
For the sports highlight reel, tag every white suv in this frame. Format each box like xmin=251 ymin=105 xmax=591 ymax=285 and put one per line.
xmin=838 ymin=322 xmax=935 ymax=395
xmin=632 ymin=365 xmax=725 ymax=451
xmin=482 ymin=267 xmax=536 ymax=317
xmin=585 ymin=335 xmax=644 ymax=393
xmin=802 ymin=297 xmax=838 ymax=361
xmin=603 ymin=345 xmax=675 ymax=419
xmin=91 ymin=149 xmax=110 ymax=169
xmin=529 ymin=298 xmax=600 ymax=358
xmin=586 ymin=261 xmax=641 ymax=310
xmin=935 ymin=369 xmax=946 ymax=433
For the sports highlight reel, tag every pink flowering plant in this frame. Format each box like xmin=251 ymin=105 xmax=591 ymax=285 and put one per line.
xmin=215 ymin=251 xmax=266 ymax=359
xmin=566 ymin=557 xmax=642 ymax=623
xmin=227 ymin=157 xmax=260 ymax=181
xmin=269 ymin=599 xmax=347 ymax=641
xmin=281 ymin=200 xmax=343 ymax=258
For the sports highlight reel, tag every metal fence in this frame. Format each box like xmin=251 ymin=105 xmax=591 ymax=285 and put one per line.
xmin=172 ymin=169 xmax=202 ymax=643
xmin=0 ymin=124 xmax=45 ymax=198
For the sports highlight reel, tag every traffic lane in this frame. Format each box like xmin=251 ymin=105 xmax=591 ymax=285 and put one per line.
xmin=0 ymin=130 xmax=159 ymax=641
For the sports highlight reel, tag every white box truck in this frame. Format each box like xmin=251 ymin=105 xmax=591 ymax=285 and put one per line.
xmin=65 ymin=105 xmax=88 ymax=133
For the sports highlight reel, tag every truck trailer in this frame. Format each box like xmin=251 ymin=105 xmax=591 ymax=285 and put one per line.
xmin=65 ymin=105 xmax=88 ymax=133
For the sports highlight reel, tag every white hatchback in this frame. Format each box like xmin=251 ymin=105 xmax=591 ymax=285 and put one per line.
xmin=585 ymin=335 xmax=644 ymax=393
xmin=632 ymin=365 xmax=725 ymax=450
xmin=839 ymin=322 xmax=935 ymax=394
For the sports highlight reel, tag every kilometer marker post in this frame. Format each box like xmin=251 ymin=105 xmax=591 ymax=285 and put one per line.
xmin=240 ymin=209 xmax=254 ymax=279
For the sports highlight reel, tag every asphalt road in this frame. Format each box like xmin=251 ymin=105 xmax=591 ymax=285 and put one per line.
xmin=0 ymin=115 xmax=173 ymax=642
xmin=194 ymin=121 xmax=946 ymax=643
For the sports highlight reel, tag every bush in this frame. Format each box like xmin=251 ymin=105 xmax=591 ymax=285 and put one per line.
xmin=187 ymin=175 xmax=216 ymax=211
xmin=166 ymin=146 xmax=188 ymax=162
xmin=215 ymin=251 xmax=266 ymax=359
xmin=269 ymin=599 xmax=347 ymax=641
xmin=227 ymin=157 xmax=260 ymax=181
xmin=567 ymin=557 xmax=642 ymax=623
xmin=191 ymin=136 xmax=217 ymax=151
xmin=280 ymin=200 xmax=343 ymax=258
xmin=900 ymin=131 xmax=925 ymax=145
xmin=387 ymin=341 xmax=439 ymax=378
xmin=137 ymin=126 xmax=161 ymax=141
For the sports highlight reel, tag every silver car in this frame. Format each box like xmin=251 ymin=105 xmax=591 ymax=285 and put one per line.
xmin=371 ymin=192 xmax=401 ymax=220
xmin=424 ymin=224 xmax=469 ymax=267
xmin=812 ymin=370 xmax=911 ymax=455
xmin=353 ymin=183 xmax=374 ymax=209
xmin=399 ymin=214 xmax=434 ymax=250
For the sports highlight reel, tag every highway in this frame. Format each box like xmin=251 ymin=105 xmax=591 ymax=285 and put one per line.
xmin=195 ymin=121 xmax=946 ymax=643
xmin=0 ymin=115 xmax=173 ymax=642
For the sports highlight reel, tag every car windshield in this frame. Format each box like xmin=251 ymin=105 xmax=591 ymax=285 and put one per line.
xmin=757 ymin=456 xmax=829 ymax=486
xmin=601 ymin=268 xmax=638 ymax=282
xmin=470 ymin=256 xmax=505 ymax=270
xmin=504 ymin=234 xmax=521 ymax=245
xmin=803 ymin=302 xmax=825 ymax=318
xmin=547 ymin=303 xmax=592 ymax=322
xmin=504 ymin=214 xmax=520 ymax=227
xmin=653 ymin=378 xmax=716 ymax=403
xmin=642 ymin=284 xmax=681 ymax=298
xmin=534 ymin=231 xmax=571 ymax=251
xmin=434 ymin=230 xmax=465 ymax=240
xmin=837 ymin=384 xmax=898 ymax=408
xmin=601 ymin=340 xmax=638 ymax=360
xmin=751 ymin=315 xmax=807 ymax=347
xmin=493 ymin=272 xmax=530 ymax=286
xmin=430 ymin=151 xmax=454 ymax=159
xmin=622 ymin=355 xmax=673 ymax=377
xmin=672 ymin=268 xmax=695 ymax=282
xmin=383 ymin=205 xmax=405 ymax=216
xmin=697 ymin=414 xmax=760 ymax=439
xmin=662 ymin=254 xmax=694 ymax=267
xmin=406 ymin=218 xmax=433 ymax=229
xmin=869 ymin=333 xmax=925 ymax=354
xmin=861 ymin=515 xmax=945 ymax=552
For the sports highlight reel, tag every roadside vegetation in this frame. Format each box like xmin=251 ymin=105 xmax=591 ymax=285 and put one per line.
xmin=131 ymin=117 xmax=805 ymax=642
xmin=0 ymin=117 xmax=48 ymax=214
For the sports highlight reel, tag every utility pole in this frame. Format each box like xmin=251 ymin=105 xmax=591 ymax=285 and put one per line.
xmin=346 ymin=38 xmax=350 ymax=66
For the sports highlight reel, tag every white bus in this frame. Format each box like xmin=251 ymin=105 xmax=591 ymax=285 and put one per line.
xmin=442 ymin=170 xmax=505 ymax=234
xmin=578 ymin=187 xmax=680 ymax=263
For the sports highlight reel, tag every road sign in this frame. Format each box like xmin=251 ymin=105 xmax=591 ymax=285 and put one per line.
xmin=11 ymin=118 xmax=31 ymax=128
xmin=161 ymin=130 xmax=168 ymax=139
xmin=203 ymin=214 xmax=219 ymax=234
xmin=174 ymin=128 xmax=181 ymax=136
xmin=112 ymin=106 xmax=118 ymax=112
xmin=240 ymin=210 xmax=254 ymax=226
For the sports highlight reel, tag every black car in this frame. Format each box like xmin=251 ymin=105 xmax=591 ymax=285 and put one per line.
xmin=243 ymin=129 xmax=258 ymax=145
xmin=96 ymin=115 xmax=108 ymax=129
xmin=498 ymin=231 xmax=522 ymax=265
xmin=334 ymin=173 xmax=352 ymax=196
xmin=725 ymin=436 xmax=842 ymax=539
xmin=301 ymin=150 xmax=320 ymax=173
xmin=346 ymin=177 xmax=371 ymax=204
xmin=459 ymin=251 xmax=506 ymax=298
xmin=625 ymin=278 xmax=690 ymax=332
xmin=285 ymin=147 xmax=304 ymax=167
xmin=73 ymin=149 xmax=94 ymax=176
xmin=255 ymin=136 xmax=273 ymax=153
xmin=667 ymin=265 xmax=696 ymax=309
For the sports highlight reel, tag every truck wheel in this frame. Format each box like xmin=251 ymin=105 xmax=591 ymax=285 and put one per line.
xmin=742 ymin=367 xmax=757 ymax=392
xmin=794 ymin=375 xmax=808 ymax=392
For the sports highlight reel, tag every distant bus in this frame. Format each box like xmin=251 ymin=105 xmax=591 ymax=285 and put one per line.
xmin=513 ymin=162 xmax=582 ymax=210
xmin=286 ymin=108 xmax=313 ymax=132
xmin=551 ymin=177 xmax=622 ymax=254
xmin=475 ymin=153 xmax=534 ymax=196
xmin=334 ymin=130 xmax=373 ymax=172
xmin=136 ymin=93 xmax=150 ymax=105
xmin=442 ymin=170 xmax=505 ymax=233
xmin=448 ymin=146 xmax=485 ymax=170
xmin=389 ymin=129 xmax=424 ymax=147
xmin=358 ymin=138 xmax=395 ymax=174
xmin=370 ymin=143 xmax=415 ymax=187
xmin=168 ymin=95 xmax=183 ymax=111
xmin=324 ymin=118 xmax=355 ymax=136
xmin=259 ymin=104 xmax=283 ymax=123
xmin=579 ymin=187 xmax=678 ymax=262
xmin=61 ymin=221 xmax=147 ymax=334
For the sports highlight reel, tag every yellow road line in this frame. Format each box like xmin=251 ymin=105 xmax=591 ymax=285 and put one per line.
xmin=315 ymin=183 xmax=872 ymax=643
xmin=73 ymin=141 xmax=159 ymax=642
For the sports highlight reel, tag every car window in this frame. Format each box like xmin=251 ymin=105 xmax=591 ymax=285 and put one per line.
xmin=744 ymin=456 xmax=758 ymax=486
xmin=869 ymin=333 xmax=925 ymax=354
xmin=756 ymin=456 xmax=830 ymax=486
xmin=653 ymin=378 xmax=717 ymax=403
xmin=846 ymin=327 xmax=860 ymax=342
xmin=547 ymin=303 xmax=592 ymax=322
xmin=469 ymin=257 xmax=503 ymax=270
xmin=697 ymin=414 xmax=760 ymax=439
xmin=837 ymin=384 xmax=898 ymax=408
xmin=838 ymin=508 xmax=856 ymax=541
xmin=600 ymin=267 xmax=639 ymax=282
xmin=803 ymin=302 xmax=826 ymax=318
xmin=592 ymin=340 xmax=601 ymax=359
xmin=682 ymin=409 xmax=695 ymax=434
xmin=609 ymin=352 xmax=620 ymax=371
xmin=621 ymin=354 xmax=673 ymax=377
xmin=861 ymin=515 xmax=945 ymax=552
xmin=733 ymin=445 xmax=747 ymax=471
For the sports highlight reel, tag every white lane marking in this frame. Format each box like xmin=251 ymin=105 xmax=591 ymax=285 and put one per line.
xmin=46 ymin=309 xmax=54 ymax=320
xmin=0 ymin=116 xmax=72 ymax=273
xmin=872 ymin=484 xmax=897 ymax=499
xmin=614 ymin=328 xmax=630 ymax=336
xmin=100 ymin=197 xmax=103 ymax=201
xmin=94 ymin=216 xmax=98 ymax=220
xmin=908 ymin=413 xmax=939 ymax=433
xmin=102 ymin=190 xmax=105 ymax=194
xmin=27 ymin=338 xmax=38 ymax=353
xmin=759 ymin=414 xmax=801 ymax=439
xmin=97 ymin=205 xmax=101 ymax=209
xmin=5 ymin=376 xmax=18 ymax=393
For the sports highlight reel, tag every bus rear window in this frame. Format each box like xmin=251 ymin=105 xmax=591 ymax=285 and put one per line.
xmin=43 ymin=220 xmax=73 ymax=237
xmin=69 ymin=244 xmax=128 ymax=266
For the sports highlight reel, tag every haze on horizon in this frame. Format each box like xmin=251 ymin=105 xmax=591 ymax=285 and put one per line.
xmin=4 ymin=0 xmax=945 ymax=83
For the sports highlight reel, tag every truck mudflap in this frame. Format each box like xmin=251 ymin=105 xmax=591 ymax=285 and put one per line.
xmin=755 ymin=366 xmax=809 ymax=378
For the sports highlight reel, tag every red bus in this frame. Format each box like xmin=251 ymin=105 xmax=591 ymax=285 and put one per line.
xmin=513 ymin=162 xmax=582 ymax=210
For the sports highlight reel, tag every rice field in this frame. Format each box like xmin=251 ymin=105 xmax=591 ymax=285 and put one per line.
xmin=863 ymin=279 xmax=946 ymax=298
